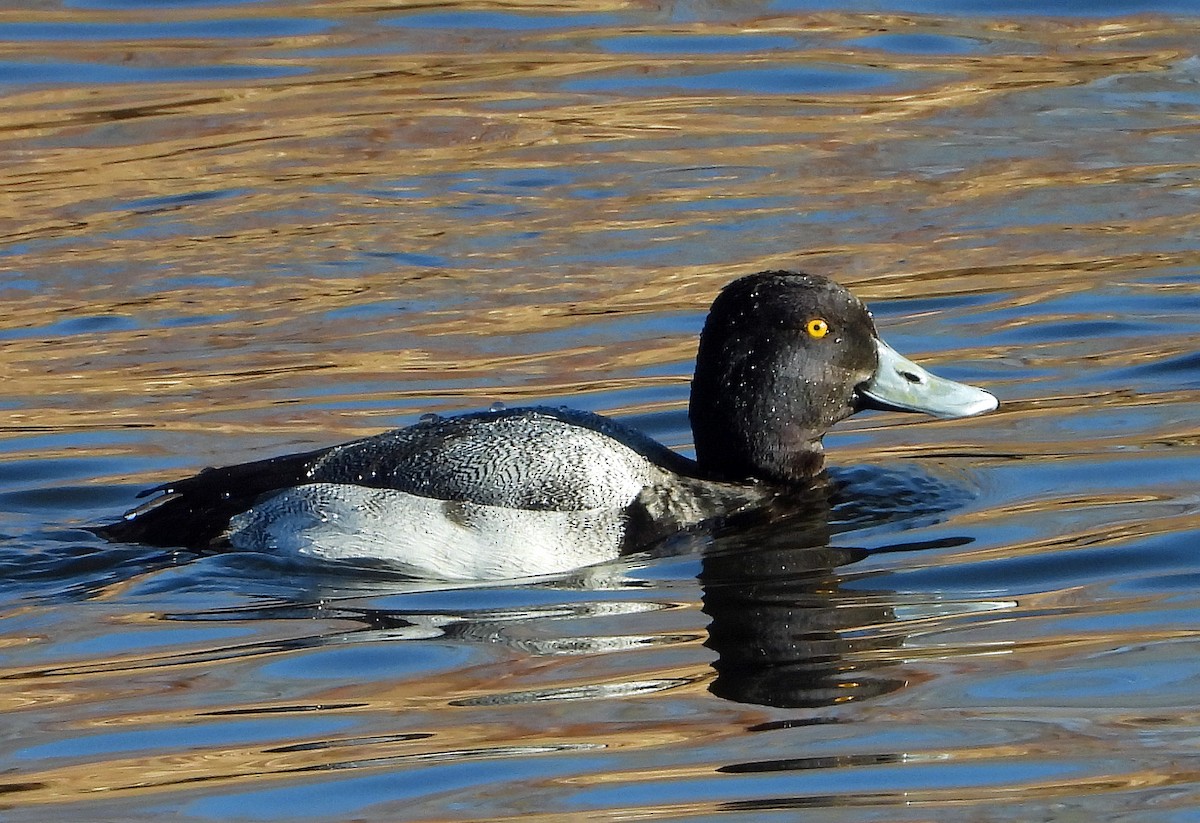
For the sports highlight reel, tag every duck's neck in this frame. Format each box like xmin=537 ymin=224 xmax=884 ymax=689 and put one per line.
xmin=689 ymin=403 xmax=826 ymax=485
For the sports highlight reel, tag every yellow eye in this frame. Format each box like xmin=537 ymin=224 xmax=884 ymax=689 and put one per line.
xmin=806 ymin=318 xmax=829 ymax=339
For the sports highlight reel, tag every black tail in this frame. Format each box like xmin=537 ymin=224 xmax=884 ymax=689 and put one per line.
xmin=94 ymin=446 xmax=331 ymax=549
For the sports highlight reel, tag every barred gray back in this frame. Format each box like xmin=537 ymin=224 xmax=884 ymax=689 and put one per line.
xmin=306 ymin=409 xmax=661 ymax=511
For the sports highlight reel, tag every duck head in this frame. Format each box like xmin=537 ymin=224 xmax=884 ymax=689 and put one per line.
xmin=689 ymin=271 xmax=996 ymax=483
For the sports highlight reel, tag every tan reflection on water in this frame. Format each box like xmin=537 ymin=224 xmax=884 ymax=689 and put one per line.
xmin=0 ymin=628 xmax=724 ymax=805
xmin=2 ymin=12 xmax=1196 ymax=276
xmin=2 ymin=0 xmax=1197 ymax=443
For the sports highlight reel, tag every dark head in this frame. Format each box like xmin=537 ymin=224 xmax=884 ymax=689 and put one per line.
xmin=688 ymin=271 xmax=996 ymax=484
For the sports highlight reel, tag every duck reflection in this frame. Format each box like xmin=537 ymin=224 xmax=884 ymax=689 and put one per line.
xmin=697 ymin=469 xmax=975 ymax=708
xmin=697 ymin=501 xmax=899 ymax=708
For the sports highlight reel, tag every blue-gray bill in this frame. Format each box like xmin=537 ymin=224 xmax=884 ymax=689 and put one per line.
xmin=859 ymin=339 xmax=998 ymax=419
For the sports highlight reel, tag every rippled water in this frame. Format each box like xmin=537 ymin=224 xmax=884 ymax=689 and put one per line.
xmin=3 ymin=1 xmax=1200 ymax=820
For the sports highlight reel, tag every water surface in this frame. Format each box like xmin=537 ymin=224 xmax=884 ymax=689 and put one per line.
xmin=2 ymin=1 xmax=1200 ymax=820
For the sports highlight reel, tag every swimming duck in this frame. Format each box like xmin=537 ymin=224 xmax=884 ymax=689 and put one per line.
xmin=99 ymin=271 xmax=996 ymax=578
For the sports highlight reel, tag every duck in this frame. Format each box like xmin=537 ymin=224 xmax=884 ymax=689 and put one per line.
xmin=97 ymin=271 xmax=997 ymax=578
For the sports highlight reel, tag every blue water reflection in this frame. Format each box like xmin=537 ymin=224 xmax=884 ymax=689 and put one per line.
xmin=565 ymin=64 xmax=913 ymax=95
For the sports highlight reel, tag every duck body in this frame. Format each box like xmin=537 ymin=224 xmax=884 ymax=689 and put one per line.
xmin=103 ymin=406 xmax=769 ymax=577
xmin=99 ymin=271 xmax=997 ymax=578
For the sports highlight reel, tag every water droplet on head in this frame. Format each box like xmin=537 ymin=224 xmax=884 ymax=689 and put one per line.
xmin=489 ymin=401 xmax=507 ymax=412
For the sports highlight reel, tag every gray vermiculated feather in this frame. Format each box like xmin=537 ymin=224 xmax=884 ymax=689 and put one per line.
xmin=304 ymin=407 xmax=688 ymax=511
